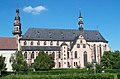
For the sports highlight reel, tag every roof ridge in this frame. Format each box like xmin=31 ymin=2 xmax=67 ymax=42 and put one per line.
xmin=29 ymin=27 xmax=78 ymax=31
xmin=29 ymin=28 xmax=98 ymax=31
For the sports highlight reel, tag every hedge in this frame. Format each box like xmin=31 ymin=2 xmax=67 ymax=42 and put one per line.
xmin=15 ymin=69 xmax=95 ymax=75
xmin=1 ymin=73 xmax=116 ymax=79
xmin=2 ymin=69 xmax=120 ymax=75
xmin=105 ymin=69 xmax=120 ymax=73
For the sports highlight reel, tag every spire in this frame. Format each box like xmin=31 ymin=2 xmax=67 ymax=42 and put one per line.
xmin=79 ymin=10 xmax=82 ymax=18
xmin=15 ymin=2 xmax=20 ymax=20
xmin=78 ymin=10 xmax=84 ymax=31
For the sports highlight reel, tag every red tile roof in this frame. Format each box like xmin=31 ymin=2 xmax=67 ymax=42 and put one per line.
xmin=0 ymin=37 xmax=17 ymax=50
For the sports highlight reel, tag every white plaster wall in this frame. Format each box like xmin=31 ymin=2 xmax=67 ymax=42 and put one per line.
xmin=71 ymin=35 xmax=92 ymax=68
xmin=0 ymin=50 xmax=16 ymax=71
xmin=20 ymin=38 xmax=110 ymax=69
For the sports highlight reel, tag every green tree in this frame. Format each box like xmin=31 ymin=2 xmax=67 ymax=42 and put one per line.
xmin=101 ymin=51 xmax=120 ymax=69
xmin=0 ymin=55 xmax=6 ymax=71
xmin=10 ymin=51 xmax=28 ymax=71
xmin=100 ymin=51 xmax=112 ymax=69
xmin=33 ymin=51 xmax=55 ymax=71
xmin=110 ymin=51 xmax=120 ymax=69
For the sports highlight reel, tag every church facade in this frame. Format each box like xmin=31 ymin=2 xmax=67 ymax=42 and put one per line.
xmin=0 ymin=8 xmax=110 ymax=71
xmin=12 ymin=9 xmax=110 ymax=68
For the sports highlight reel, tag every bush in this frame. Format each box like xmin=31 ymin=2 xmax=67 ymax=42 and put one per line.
xmin=105 ymin=69 xmax=120 ymax=73
xmin=1 ymin=73 xmax=115 ymax=79
xmin=15 ymin=69 xmax=95 ymax=75
xmin=117 ymin=73 xmax=120 ymax=79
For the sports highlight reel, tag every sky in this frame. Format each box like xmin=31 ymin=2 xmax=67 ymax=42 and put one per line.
xmin=0 ymin=0 xmax=120 ymax=51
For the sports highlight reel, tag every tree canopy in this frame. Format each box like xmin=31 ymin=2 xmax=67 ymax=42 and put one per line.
xmin=0 ymin=55 xmax=6 ymax=71
xmin=101 ymin=51 xmax=120 ymax=69
xmin=33 ymin=51 xmax=55 ymax=71
xmin=10 ymin=51 xmax=28 ymax=71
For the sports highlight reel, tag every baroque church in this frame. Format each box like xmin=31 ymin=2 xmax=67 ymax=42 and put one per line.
xmin=0 ymin=9 xmax=110 ymax=71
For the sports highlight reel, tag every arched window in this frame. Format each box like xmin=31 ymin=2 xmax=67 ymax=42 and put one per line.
xmin=16 ymin=27 xmax=19 ymax=31
xmin=31 ymin=41 xmax=33 ymax=45
xmin=37 ymin=41 xmax=40 ymax=45
xmin=74 ymin=62 xmax=76 ymax=66
xmin=67 ymin=52 xmax=69 ymax=58
xmin=24 ymin=41 xmax=27 ymax=45
xmin=93 ymin=44 xmax=96 ymax=61
xmin=59 ymin=62 xmax=61 ymax=68
xmin=24 ymin=52 xmax=27 ymax=59
xmin=44 ymin=41 xmax=46 ymax=45
xmin=31 ymin=51 xmax=34 ymax=59
xmin=77 ymin=44 xmax=80 ymax=48
xmin=50 ymin=41 xmax=53 ymax=45
xmin=52 ymin=52 xmax=55 ymax=58
xmin=105 ymin=44 xmax=107 ymax=50
xmin=74 ymin=51 xmax=77 ymax=58
xmin=58 ymin=51 xmax=61 ymax=58
xmin=67 ymin=62 xmax=70 ymax=67
xmin=80 ymin=40 xmax=82 ymax=44
xmin=99 ymin=44 xmax=102 ymax=58
xmin=84 ymin=51 xmax=87 ymax=66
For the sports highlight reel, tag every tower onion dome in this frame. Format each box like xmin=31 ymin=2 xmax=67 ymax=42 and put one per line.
xmin=14 ymin=9 xmax=20 ymax=20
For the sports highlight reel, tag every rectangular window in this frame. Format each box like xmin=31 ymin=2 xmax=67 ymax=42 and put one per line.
xmin=83 ymin=44 xmax=86 ymax=48
xmin=57 ymin=41 xmax=59 ymax=46
xmin=75 ymin=51 xmax=77 ymax=58
xmin=74 ymin=62 xmax=76 ymax=66
xmin=50 ymin=41 xmax=53 ymax=45
xmin=44 ymin=41 xmax=46 ymax=45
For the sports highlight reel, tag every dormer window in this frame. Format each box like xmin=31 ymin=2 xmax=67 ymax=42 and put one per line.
xmin=49 ymin=32 xmax=51 ymax=35
xmin=37 ymin=31 xmax=40 ymax=34
xmin=61 ymin=32 xmax=63 ymax=35
xmin=96 ymin=33 xmax=98 ymax=36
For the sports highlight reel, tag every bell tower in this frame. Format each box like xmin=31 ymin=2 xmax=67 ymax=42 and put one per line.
xmin=78 ymin=11 xmax=84 ymax=31
xmin=12 ymin=8 xmax=22 ymax=38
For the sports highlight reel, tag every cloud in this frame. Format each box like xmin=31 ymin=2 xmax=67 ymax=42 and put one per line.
xmin=23 ymin=6 xmax=47 ymax=15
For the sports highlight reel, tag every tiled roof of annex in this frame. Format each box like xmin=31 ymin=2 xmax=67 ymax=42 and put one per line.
xmin=0 ymin=37 xmax=17 ymax=50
